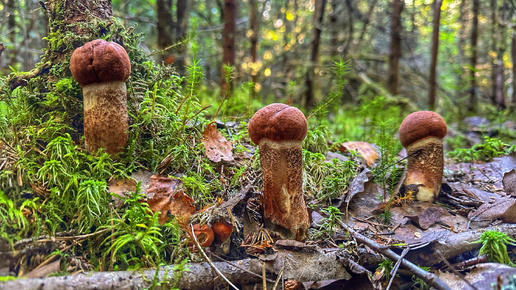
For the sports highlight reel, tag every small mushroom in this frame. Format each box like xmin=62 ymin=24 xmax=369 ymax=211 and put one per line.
xmin=192 ymin=224 xmax=215 ymax=247
xmin=69 ymin=39 xmax=131 ymax=155
xmin=212 ymin=221 xmax=233 ymax=244
xmin=248 ymin=103 xmax=310 ymax=241
xmin=399 ymin=111 xmax=447 ymax=202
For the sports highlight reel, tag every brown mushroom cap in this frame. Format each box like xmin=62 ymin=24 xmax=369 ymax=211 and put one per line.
xmin=248 ymin=103 xmax=307 ymax=144
xmin=399 ymin=111 xmax=447 ymax=147
xmin=70 ymin=39 xmax=131 ymax=86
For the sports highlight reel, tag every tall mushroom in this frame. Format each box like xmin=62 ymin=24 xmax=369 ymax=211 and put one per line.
xmin=248 ymin=103 xmax=310 ymax=240
xmin=69 ymin=39 xmax=131 ymax=156
xmin=399 ymin=111 xmax=447 ymax=202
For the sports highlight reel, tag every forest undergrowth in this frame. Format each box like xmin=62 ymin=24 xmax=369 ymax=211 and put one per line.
xmin=0 ymin=16 xmax=516 ymax=286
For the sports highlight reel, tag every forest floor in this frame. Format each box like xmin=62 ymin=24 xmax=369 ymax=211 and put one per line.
xmin=1 ymin=114 xmax=516 ymax=290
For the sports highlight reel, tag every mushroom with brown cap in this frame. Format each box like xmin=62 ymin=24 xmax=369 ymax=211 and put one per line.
xmin=69 ymin=39 xmax=131 ymax=156
xmin=398 ymin=111 xmax=447 ymax=202
xmin=248 ymin=103 xmax=310 ymax=241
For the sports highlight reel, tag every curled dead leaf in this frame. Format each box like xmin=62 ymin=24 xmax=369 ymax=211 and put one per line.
xmin=146 ymin=175 xmax=195 ymax=224
xmin=339 ymin=141 xmax=378 ymax=167
xmin=202 ymin=122 xmax=234 ymax=162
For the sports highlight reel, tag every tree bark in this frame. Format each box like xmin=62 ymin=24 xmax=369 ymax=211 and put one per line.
xmin=220 ymin=0 xmax=236 ymax=97
xmin=469 ymin=0 xmax=480 ymax=113
xmin=304 ymin=0 xmax=327 ymax=108
xmin=428 ymin=0 xmax=443 ymax=110
xmin=388 ymin=0 xmax=404 ymax=96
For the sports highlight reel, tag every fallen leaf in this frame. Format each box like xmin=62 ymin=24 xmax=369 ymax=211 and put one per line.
xmin=405 ymin=206 xmax=444 ymax=230
xmin=338 ymin=141 xmax=378 ymax=167
xmin=202 ymin=122 xmax=234 ymax=162
xmin=468 ymin=196 xmax=516 ymax=226
xmin=146 ymin=175 xmax=195 ymax=224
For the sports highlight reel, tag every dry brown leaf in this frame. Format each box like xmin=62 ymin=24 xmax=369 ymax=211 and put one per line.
xmin=202 ymin=123 xmax=234 ymax=162
xmin=146 ymin=175 xmax=195 ymax=224
xmin=338 ymin=141 xmax=378 ymax=167
xmin=468 ymin=196 xmax=516 ymax=226
xmin=405 ymin=206 xmax=444 ymax=230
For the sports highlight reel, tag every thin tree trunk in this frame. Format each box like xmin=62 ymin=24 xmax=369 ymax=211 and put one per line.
xmin=469 ymin=0 xmax=479 ymax=113
xmin=175 ymin=0 xmax=188 ymax=73
xmin=156 ymin=0 xmax=174 ymax=62
xmin=388 ymin=0 xmax=404 ymax=96
xmin=304 ymin=0 xmax=327 ymax=108
xmin=249 ymin=0 xmax=259 ymax=85
xmin=494 ymin=2 xmax=506 ymax=109
xmin=357 ymin=0 xmax=377 ymax=47
xmin=512 ymin=29 xmax=516 ymax=110
xmin=221 ymin=0 xmax=236 ymax=97
xmin=8 ymin=0 xmax=16 ymax=67
xmin=428 ymin=0 xmax=443 ymax=110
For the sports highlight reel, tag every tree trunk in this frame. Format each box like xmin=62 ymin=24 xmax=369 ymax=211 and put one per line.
xmin=220 ymin=0 xmax=236 ymax=97
xmin=469 ymin=0 xmax=479 ymax=113
xmin=388 ymin=0 xmax=404 ymax=96
xmin=175 ymin=0 xmax=188 ymax=73
xmin=156 ymin=0 xmax=174 ymax=63
xmin=8 ymin=0 xmax=16 ymax=67
xmin=304 ymin=0 xmax=327 ymax=108
xmin=494 ymin=2 xmax=506 ymax=109
xmin=512 ymin=29 xmax=516 ymax=111
xmin=428 ymin=0 xmax=442 ymax=110
xmin=249 ymin=0 xmax=259 ymax=85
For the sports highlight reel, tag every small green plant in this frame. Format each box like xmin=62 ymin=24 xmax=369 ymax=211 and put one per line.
xmin=103 ymin=185 xmax=164 ymax=269
xmin=411 ymin=266 xmax=430 ymax=290
xmin=475 ymin=230 xmax=516 ymax=266
xmin=312 ymin=206 xmax=343 ymax=240
xmin=376 ymin=259 xmax=394 ymax=281
xmin=448 ymin=136 xmax=516 ymax=162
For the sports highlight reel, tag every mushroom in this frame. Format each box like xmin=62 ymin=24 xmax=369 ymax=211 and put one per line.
xmin=248 ymin=103 xmax=310 ymax=240
xmin=192 ymin=224 xmax=215 ymax=247
xmin=69 ymin=39 xmax=131 ymax=155
xmin=398 ymin=111 xmax=447 ymax=202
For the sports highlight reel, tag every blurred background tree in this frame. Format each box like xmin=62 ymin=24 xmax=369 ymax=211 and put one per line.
xmin=1 ymin=0 xmax=515 ymax=116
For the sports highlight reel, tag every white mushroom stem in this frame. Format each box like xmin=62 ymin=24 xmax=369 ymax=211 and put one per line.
xmin=82 ymin=81 xmax=128 ymax=155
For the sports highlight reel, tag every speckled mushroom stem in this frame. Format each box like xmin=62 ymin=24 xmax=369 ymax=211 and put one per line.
xmin=404 ymin=137 xmax=444 ymax=202
xmin=82 ymin=81 xmax=128 ymax=155
xmin=259 ymin=139 xmax=309 ymax=241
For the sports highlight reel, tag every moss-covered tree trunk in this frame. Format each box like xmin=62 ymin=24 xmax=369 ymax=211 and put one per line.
xmin=9 ymin=0 xmax=114 ymax=90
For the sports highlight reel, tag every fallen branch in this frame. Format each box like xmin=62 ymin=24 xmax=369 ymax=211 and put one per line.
xmin=0 ymin=248 xmax=353 ymax=290
xmin=335 ymin=219 xmax=452 ymax=290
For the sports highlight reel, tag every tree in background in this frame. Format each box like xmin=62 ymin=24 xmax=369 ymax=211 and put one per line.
xmin=221 ymin=0 xmax=236 ymax=97
xmin=469 ymin=0 xmax=479 ymax=113
xmin=156 ymin=0 xmax=188 ymax=73
xmin=428 ymin=0 xmax=443 ymax=110
xmin=388 ymin=0 xmax=403 ymax=96
xmin=305 ymin=0 xmax=327 ymax=108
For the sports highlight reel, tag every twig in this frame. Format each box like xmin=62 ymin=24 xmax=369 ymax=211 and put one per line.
xmin=210 ymin=253 xmax=275 ymax=283
xmin=386 ymin=247 xmax=409 ymax=290
xmin=190 ymin=224 xmax=239 ymax=290
xmin=272 ymin=267 xmax=284 ymax=290
xmin=333 ymin=218 xmax=451 ymax=290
